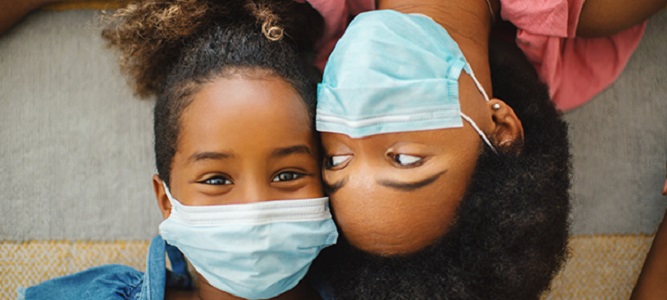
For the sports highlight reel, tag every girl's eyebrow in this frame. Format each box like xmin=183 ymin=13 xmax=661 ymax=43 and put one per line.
xmin=189 ymin=151 xmax=233 ymax=163
xmin=187 ymin=145 xmax=312 ymax=164
xmin=271 ymin=145 xmax=313 ymax=158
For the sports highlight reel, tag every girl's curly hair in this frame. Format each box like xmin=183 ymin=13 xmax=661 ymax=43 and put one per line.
xmin=102 ymin=0 xmax=324 ymax=185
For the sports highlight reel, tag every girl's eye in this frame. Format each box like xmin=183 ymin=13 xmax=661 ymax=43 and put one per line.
xmin=324 ymin=155 xmax=351 ymax=169
xmin=390 ymin=153 xmax=423 ymax=167
xmin=272 ymin=171 xmax=304 ymax=182
xmin=202 ymin=176 xmax=232 ymax=185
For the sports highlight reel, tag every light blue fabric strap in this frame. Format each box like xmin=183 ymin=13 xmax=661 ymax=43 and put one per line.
xmin=165 ymin=238 xmax=194 ymax=290
xmin=142 ymin=235 xmax=166 ymax=300
xmin=166 ymin=242 xmax=188 ymax=276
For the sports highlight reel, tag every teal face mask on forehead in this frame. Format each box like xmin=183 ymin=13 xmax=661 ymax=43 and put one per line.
xmin=316 ymin=10 xmax=495 ymax=151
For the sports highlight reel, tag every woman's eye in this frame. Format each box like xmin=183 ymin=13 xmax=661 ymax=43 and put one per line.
xmin=324 ymin=155 xmax=351 ymax=169
xmin=272 ymin=171 xmax=304 ymax=182
xmin=202 ymin=176 xmax=232 ymax=185
xmin=391 ymin=154 xmax=423 ymax=167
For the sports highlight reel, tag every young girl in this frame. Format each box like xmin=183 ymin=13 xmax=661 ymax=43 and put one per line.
xmin=19 ymin=0 xmax=337 ymax=299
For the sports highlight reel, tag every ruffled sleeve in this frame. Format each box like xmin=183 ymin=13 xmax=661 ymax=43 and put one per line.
xmin=21 ymin=265 xmax=144 ymax=300
xmin=500 ymin=0 xmax=646 ymax=111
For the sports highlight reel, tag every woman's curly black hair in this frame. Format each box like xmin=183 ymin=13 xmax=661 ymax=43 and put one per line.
xmin=102 ymin=0 xmax=323 ymax=185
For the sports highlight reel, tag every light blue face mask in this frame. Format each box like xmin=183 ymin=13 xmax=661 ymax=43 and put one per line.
xmin=158 ymin=183 xmax=338 ymax=300
xmin=317 ymin=10 xmax=495 ymax=151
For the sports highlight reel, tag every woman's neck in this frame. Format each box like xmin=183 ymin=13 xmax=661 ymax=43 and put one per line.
xmin=376 ymin=0 xmax=496 ymax=94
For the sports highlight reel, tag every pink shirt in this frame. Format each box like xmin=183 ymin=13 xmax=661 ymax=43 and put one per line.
xmin=305 ymin=0 xmax=375 ymax=72
xmin=500 ymin=0 xmax=646 ymax=111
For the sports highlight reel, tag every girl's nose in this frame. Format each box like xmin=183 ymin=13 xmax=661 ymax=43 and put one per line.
xmin=234 ymin=172 xmax=272 ymax=204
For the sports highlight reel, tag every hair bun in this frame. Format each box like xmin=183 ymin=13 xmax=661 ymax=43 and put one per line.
xmin=245 ymin=0 xmax=284 ymax=41
xmin=103 ymin=0 xmax=322 ymax=97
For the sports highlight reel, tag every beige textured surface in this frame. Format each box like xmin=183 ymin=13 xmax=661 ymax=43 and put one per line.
xmin=1 ymin=240 xmax=149 ymax=299
xmin=0 ymin=235 xmax=654 ymax=299
xmin=543 ymin=235 xmax=654 ymax=299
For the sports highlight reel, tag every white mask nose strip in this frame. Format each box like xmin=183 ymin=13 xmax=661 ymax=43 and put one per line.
xmin=161 ymin=182 xmax=332 ymax=225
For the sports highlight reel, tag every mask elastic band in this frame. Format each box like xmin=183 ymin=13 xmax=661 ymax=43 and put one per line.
xmin=460 ymin=112 xmax=497 ymax=153
xmin=468 ymin=68 xmax=490 ymax=102
xmin=462 ymin=68 xmax=496 ymax=153
xmin=163 ymin=182 xmax=179 ymax=207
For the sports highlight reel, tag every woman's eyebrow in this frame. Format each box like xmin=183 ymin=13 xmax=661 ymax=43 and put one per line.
xmin=271 ymin=145 xmax=312 ymax=158
xmin=323 ymin=177 xmax=347 ymax=196
xmin=377 ymin=171 xmax=447 ymax=192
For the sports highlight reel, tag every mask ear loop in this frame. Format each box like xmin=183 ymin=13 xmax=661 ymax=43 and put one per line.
xmin=162 ymin=182 xmax=182 ymax=208
xmin=467 ymin=66 xmax=490 ymax=102
xmin=460 ymin=112 xmax=496 ymax=153
xmin=460 ymin=66 xmax=497 ymax=153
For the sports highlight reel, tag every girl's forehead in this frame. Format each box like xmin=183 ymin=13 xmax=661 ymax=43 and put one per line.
xmin=186 ymin=76 xmax=309 ymax=121
xmin=177 ymin=76 xmax=315 ymax=149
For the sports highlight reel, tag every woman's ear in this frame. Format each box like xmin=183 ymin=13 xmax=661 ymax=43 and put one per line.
xmin=488 ymin=99 xmax=524 ymax=153
xmin=152 ymin=174 xmax=172 ymax=219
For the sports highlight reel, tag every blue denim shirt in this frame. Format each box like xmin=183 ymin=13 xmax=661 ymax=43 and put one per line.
xmin=18 ymin=236 xmax=192 ymax=300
